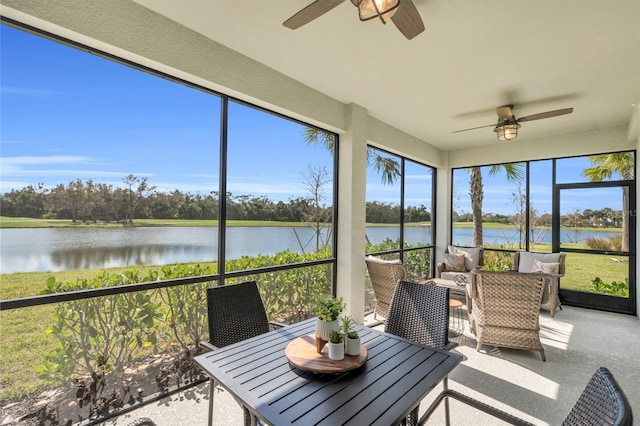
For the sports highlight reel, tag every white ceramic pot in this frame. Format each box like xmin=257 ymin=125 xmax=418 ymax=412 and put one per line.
xmin=345 ymin=336 xmax=361 ymax=356
xmin=315 ymin=319 xmax=339 ymax=341
xmin=328 ymin=341 xmax=344 ymax=360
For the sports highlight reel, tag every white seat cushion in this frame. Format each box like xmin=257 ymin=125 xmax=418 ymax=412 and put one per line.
xmin=440 ymin=271 xmax=471 ymax=285
xmin=517 ymin=252 xmax=562 ymax=273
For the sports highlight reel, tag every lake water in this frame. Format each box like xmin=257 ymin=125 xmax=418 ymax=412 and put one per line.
xmin=0 ymin=226 xmax=619 ymax=274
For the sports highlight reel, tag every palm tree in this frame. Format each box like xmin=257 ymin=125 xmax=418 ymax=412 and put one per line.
xmin=469 ymin=164 xmax=524 ymax=247
xmin=303 ymin=127 xmax=400 ymax=184
xmin=582 ymin=153 xmax=634 ymax=251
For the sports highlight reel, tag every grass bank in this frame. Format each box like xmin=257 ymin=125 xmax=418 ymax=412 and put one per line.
xmin=0 ymin=216 xmax=320 ymax=229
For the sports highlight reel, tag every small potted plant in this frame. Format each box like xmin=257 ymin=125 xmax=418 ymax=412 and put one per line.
xmin=328 ymin=330 xmax=344 ymax=360
xmin=313 ymin=296 xmax=346 ymax=342
xmin=341 ymin=316 xmax=361 ymax=356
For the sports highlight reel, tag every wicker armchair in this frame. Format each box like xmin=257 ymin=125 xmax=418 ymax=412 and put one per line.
xmin=513 ymin=251 xmax=566 ymax=317
xmin=365 ymin=255 xmax=408 ymax=319
xmin=422 ymin=367 xmax=632 ymax=425
xmin=200 ymin=281 xmax=283 ymax=426
xmin=435 ymin=245 xmax=484 ymax=284
xmin=385 ymin=281 xmax=455 ymax=426
xmin=467 ymin=270 xmax=546 ymax=361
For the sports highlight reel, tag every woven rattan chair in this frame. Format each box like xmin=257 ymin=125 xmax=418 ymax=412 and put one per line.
xmin=467 ymin=270 xmax=546 ymax=361
xmin=422 ymin=367 xmax=632 ymax=425
xmin=200 ymin=281 xmax=283 ymax=426
xmin=435 ymin=245 xmax=484 ymax=283
xmin=512 ymin=251 xmax=566 ymax=317
xmin=385 ymin=280 xmax=455 ymax=426
xmin=365 ymin=255 xmax=408 ymax=320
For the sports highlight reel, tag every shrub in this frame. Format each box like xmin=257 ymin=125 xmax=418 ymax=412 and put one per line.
xmin=39 ymin=270 xmax=162 ymax=382
xmin=586 ymin=234 xmax=622 ymax=251
xmin=158 ymin=264 xmax=214 ymax=351
xmin=482 ymin=249 xmax=514 ymax=271
xmin=591 ymin=276 xmax=629 ymax=297
xmin=585 ymin=237 xmax=614 ymax=250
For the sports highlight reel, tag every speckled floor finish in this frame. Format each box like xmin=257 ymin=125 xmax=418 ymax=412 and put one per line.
xmin=104 ymin=305 xmax=639 ymax=426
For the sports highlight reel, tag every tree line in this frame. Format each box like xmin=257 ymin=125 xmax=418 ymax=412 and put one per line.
xmin=454 ymin=208 xmax=623 ymax=229
xmin=0 ymin=175 xmax=432 ymax=224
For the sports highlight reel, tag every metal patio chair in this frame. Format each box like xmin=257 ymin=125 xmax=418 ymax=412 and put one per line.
xmin=384 ymin=280 xmax=455 ymax=426
xmin=200 ymin=281 xmax=283 ymax=426
xmin=421 ymin=366 xmax=632 ymax=426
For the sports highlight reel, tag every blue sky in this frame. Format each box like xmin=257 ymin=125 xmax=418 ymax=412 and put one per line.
xmin=0 ymin=24 xmax=334 ymax=203
xmin=0 ymin=24 xmax=626 ymax=215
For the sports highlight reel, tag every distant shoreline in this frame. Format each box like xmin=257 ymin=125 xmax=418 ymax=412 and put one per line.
xmin=0 ymin=216 xmax=621 ymax=233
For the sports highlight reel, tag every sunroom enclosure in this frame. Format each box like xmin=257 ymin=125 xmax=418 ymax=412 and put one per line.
xmin=1 ymin=1 xmax=639 ymax=425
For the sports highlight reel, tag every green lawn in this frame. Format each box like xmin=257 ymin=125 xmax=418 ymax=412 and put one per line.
xmin=0 ymin=216 xmax=322 ymax=228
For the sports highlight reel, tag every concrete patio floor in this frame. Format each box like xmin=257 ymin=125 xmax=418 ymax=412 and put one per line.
xmin=104 ymin=305 xmax=639 ymax=425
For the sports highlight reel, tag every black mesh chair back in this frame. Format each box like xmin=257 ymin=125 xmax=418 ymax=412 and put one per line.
xmin=422 ymin=366 xmax=633 ymax=426
xmin=206 ymin=281 xmax=270 ymax=348
xmin=563 ymin=367 xmax=633 ymax=426
xmin=385 ymin=280 xmax=451 ymax=350
xmin=384 ymin=281 xmax=452 ymax=426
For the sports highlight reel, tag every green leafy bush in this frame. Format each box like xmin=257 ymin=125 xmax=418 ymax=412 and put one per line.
xmin=226 ymin=249 xmax=332 ymax=323
xmin=585 ymin=234 xmax=622 ymax=251
xmin=38 ymin=270 xmax=162 ymax=381
xmin=158 ymin=264 xmax=214 ymax=351
xmin=38 ymin=249 xmax=333 ymax=386
xmin=591 ymin=276 xmax=629 ymax=297
xmin=482 ymin=249 xmax=514 ymax=271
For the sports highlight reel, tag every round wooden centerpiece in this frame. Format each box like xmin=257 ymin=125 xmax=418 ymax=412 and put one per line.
xmin=285 ymin=334 xmax=368 ymax=374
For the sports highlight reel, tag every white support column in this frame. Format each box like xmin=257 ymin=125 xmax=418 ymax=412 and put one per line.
xmin=337 ymin=104 xmax=368 ymax=323
xmin=435 ymin=151 xmax=452 ymax=268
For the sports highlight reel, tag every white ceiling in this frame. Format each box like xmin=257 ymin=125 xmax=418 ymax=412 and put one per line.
xmin=133 ymin=0 xmax=639 ymax=150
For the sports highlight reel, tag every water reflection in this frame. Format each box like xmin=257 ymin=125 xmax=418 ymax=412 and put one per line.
xmin=1 ymin=225 xmax=620 ymax=274
xmin=49 ymin=244 xmax=215 ymax=271
xmin=1 ymin=226 xmax=337 ymax=274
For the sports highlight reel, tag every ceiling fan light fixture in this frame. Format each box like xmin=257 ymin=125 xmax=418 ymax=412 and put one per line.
xmin=352 ymin=0 xmax=400 ymax=23
xmin=494 ymin=119 xmax=521 ymax=141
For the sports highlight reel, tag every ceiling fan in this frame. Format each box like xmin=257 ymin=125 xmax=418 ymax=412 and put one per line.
xmin=283 ymin=0 xmax=425 ymax=40
xmin=453 ymin=105 xmax=574 ymax=141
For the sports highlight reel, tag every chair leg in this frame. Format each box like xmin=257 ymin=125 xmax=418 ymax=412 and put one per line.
xmin=208 ymin=378 xmax=215 ymax=426
xmin=421 ymin=389 xmax=535 ymax=426
xmin=443 ymin=377 xmax=451 ymax=426
xmin=539 ymin=349 xmax=546 ymax=362
xmin=417 ymin=377 xmax=451 ymax=426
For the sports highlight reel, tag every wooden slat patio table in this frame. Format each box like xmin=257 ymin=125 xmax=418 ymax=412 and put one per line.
xmin=194 ymin=317 xmax=462 ymax=426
